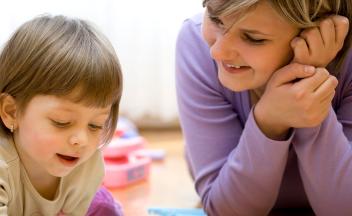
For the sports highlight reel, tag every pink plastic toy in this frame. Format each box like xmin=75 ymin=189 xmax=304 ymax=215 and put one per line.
xmin=102 ymin=118 xmax=151 ymax=188
xmin=103 ymin=153 xmax=151 ymax=188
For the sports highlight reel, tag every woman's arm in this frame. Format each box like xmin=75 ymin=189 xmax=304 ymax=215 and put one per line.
xmin=292 ymin=54 xmax=352 ymax=216
xmin=282 ymin=15 xmax=352 ymax=215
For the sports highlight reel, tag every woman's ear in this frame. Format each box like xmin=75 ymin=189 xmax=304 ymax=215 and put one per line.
xmin=0 ymin=93 xmax=18 ymax=131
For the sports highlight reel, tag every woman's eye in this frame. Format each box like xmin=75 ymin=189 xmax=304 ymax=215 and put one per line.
xmin=88 ymin=124 xmax=103 ymax=131
xmin=209 ymin=15 xmax=224 ymax=27
xmin=244 ymin=33 xmax=266 ymax=44
xmin=52 ymin=120 xmax=70 ymax=128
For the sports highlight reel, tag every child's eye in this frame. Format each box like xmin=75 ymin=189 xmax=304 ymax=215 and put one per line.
xmin=88 ymin=124 xmax=103 ymax=131
xmin=52 ymin=120 xmax=70 ymax=128
xmin=243 ymin=33 xmax=266 ymax=44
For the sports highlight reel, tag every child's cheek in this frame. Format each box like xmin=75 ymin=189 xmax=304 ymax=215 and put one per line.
xmin=29 ymin=131 xmax=62 ymax=154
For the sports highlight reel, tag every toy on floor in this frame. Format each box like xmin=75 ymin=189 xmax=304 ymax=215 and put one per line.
xmin=102 ymin=117 xmax=151 ymax=188
xmin=148 ymin=207 xmax=207 ymax=216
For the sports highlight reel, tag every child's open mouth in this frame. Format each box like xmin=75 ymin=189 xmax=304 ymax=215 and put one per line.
xmin=57 ymin=153 xmax=79 ymax=167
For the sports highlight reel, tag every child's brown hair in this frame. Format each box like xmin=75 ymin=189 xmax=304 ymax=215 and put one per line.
xmin=0 ymin=15 xmax=123 ymax=144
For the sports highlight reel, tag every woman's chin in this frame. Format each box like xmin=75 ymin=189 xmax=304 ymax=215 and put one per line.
xmin=218 ymin=76 xmax=249 ymax=92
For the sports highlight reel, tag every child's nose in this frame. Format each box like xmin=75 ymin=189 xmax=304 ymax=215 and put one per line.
xmin=69 ymin=129 xmax=88 ymax=146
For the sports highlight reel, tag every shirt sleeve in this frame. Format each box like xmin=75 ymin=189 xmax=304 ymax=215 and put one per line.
xmin=0 ymin=162 xmax=10 ymax=216
xmin=292 ymin=56 xmax=352 ymax=216
xmin=176 ymin=14 xmax=292 ymax=216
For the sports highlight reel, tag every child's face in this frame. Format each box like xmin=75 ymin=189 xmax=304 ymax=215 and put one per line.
xmin=202 ymin=1 xmax=300 ymax=92
xmin=14 ymin=94 xmax=111 ymax=179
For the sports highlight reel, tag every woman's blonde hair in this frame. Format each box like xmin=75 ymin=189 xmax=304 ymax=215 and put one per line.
xmin=203 ymin=0 xmax=352 ymax=69
xmin=0 ymin=15 xmax=123 ymax=144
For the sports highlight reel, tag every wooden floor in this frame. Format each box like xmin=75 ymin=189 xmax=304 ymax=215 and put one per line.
xmin=109 ymin=128 xmax=201 ymax=216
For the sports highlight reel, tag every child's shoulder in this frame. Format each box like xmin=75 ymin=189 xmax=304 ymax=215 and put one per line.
xmin=0 ymin=134 xmax=19 ymax=168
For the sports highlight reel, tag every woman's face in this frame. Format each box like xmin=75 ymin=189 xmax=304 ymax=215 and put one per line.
xmin=202 ymin=0 xmax=300 ymax=92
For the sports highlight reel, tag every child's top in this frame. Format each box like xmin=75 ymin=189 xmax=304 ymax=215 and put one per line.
xmin=176 ymin=13 xmax=352 ymax=215
xmin=0 ymin=133 xmax=104 ymax=215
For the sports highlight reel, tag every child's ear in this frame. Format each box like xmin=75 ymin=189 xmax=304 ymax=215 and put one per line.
xmin=0 ymin=93 xmax=18 ymax=131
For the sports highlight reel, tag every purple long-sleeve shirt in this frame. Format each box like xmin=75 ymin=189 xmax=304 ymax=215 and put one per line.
xmin=175 ymin=13 xmax=352 ymax=216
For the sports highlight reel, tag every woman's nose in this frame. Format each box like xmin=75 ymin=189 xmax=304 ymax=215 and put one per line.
xmin=210 ymin=33 xmax=239 ymax=61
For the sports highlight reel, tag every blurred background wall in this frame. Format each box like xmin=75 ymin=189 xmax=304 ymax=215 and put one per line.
xmin=0 ymin=0 xmax=204 ymax=128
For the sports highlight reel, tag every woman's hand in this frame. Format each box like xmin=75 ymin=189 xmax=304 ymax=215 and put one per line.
xmin=291 ymin=15 xmax=349 ymax=67
xmin=254 ymin=15 xmax=348 ymax=140
xmin=254 ymin=63 xmax=338 ymax=140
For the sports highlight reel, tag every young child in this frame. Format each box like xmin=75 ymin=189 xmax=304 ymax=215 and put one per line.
xmin=176 ymin=0 xmax=352 ymax=215
xmin=0 ymin=15 xmax=123 ymax=215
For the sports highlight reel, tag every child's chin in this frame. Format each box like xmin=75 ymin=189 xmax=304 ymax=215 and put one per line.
xmin=52 ymin=171 xmax=70 ymax=178
xmin=50 ymin=167 xmax=76 ymax=178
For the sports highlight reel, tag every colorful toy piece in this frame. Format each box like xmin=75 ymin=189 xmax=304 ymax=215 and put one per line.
xmin=148 ymin=207 xmax=207 ymax=216
xmin=102 ymin=117 xmax=151 ymax=188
